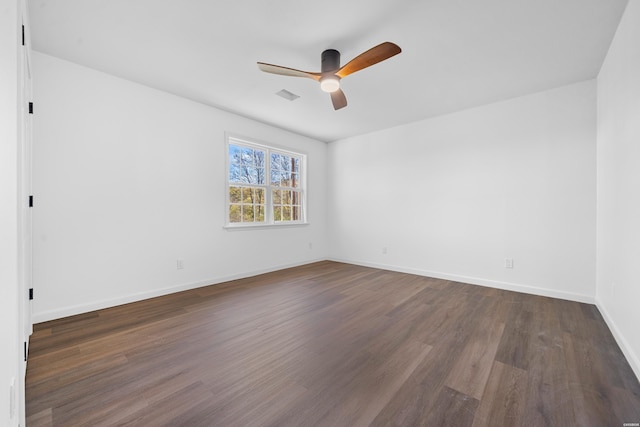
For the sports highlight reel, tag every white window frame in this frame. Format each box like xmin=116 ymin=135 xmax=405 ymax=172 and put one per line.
xmin=225 ymin=134 xmax=308 ymax=229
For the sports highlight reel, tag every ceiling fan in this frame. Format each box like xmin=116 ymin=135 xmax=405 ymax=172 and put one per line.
xmin=257 ymin=42 xmax=401 ymax=110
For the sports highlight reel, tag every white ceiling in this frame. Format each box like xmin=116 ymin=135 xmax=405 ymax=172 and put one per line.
xmin=29 ymin=0 xmax=629 ymax=142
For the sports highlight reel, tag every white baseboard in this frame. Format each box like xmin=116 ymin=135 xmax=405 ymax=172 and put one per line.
xmin=328 ymin=257 xmax=596 ymax=304
xmin=595 ymin=299 xmax=640 ymax=382
xmin=32 ymin=258 xmax=327 ymax=323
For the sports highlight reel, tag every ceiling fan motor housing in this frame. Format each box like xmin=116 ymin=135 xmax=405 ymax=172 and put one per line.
xmin=321 ymin=49 xmax=341 ymax=73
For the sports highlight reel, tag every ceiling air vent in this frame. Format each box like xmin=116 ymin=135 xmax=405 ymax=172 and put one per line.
xmin=276 ymin=89 xmax=300 ymax=101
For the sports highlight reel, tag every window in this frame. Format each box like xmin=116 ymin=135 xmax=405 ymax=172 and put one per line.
xmin=226 ymin=136 xmax=306 ymax=227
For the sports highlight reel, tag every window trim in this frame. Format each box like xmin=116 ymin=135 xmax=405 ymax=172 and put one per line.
xmin=224 ymin=134 xmax=308 ymax=229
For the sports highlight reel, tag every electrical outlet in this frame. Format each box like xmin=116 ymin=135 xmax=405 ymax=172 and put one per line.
xmin=308 ymin=242 xmax=313 ymax=250
xmin=505 ymin=258 xmax=514 ymax=269
xmin=382 ymin=247 xmax=388 ymax=255
xmin=177 ymin=259 xmax=184 ymax=270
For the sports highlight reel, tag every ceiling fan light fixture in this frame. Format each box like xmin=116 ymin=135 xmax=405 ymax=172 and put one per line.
xmin=320 ymin=76 xmax=340 ymax=93
xmin=257 ymin=42 xmax=401 ymax=110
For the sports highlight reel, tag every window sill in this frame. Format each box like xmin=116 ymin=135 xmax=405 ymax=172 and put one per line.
xmin=223 ymin=222 xmax=310 ymax=231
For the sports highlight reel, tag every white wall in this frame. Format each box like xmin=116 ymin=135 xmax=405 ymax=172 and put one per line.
xmin=596 ymin=1 xmax=640 ymax=379
xmin=32 ymin=52 xmax=328 ymax=322
xmin=328 ymin=81 xmax=597 ymax=302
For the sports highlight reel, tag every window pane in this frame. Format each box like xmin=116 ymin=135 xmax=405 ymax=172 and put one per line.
xmin=271 ymin=168 xmax=281 ymax=186
xmin=237 ymin=166 xmax=248 ymax=183
xmin=229 ymin=186 xmax=241 ymax=203
xmin=283 ymin=171 xmax=293 ymax=187
xmin=273 ymin=206 xmax=282 ymax=221
xmin=241 ymin=148 xmax=253 ymax=165
xmin=256 ymin=167 xmax=265 ymax=185
xmin=282 ymin=206 xmax=291 ymax=221
xmin=292 ymin=157 xmax=300 ymax=173
xmin=291 ymin=173 xmax=299 ymax=188
xmin=281 ymin=155 xmax=292 ymax=172
xmin=243 ymin=205 xmax=254 ymax=222
xmin=229 ymin=145 xmax=241 ymax=166
xmin=243 ymin=167 xmax=256 ymax=184
xmin=229 ymin=204 xmax=241 ymax=223
xmin=242 ymin=187 xmax=253 ymax=203
xmin=292 ymin=205 xmax=300 ymax=221
xmin=292 ymin=190 xmax=300 ymax=205
xmin=273 ymin=189 xmax=281 ymax=204
xmin=229 ymin=164 xmax=242 ymax=183
xmin=254 ymin=150 xmax=265 ymax=168
xmin=255 ymin=188 xmax=265 ymax=204
xmin=271 ymin=153 xmax=280 ymax=170
xmin=230 ymin=145 xmax=266 ymax=185
xmin=255 ymin=205 xmax=265 ymax=222
xmin=229 ymin=144 xmax=241 ymax=157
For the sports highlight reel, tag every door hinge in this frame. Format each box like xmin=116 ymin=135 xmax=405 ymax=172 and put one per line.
xmin=29 ymin=195 xmax=33 ymax=207
xmin=24 ymin=342 xmax=27 ymax=362
xmin=22 ymin=25 xmax=25 ymax=46
xmin=29 ymin=102 xmax=33 ymax=114
xmin=29 ymin=288 xmax=34 ymax=300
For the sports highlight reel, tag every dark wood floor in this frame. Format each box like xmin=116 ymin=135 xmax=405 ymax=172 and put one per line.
xmin=26 ymin=261 xmax=640 ymax=426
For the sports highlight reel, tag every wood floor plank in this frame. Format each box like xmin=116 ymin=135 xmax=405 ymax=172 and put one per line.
xmin=522 ymin=339 xmax=575 ymax=425
xmin=494 ymin=306 xmax=535 ymax=370
xmin=423 ymin=386 xmax=479 ymax=427
xmin=370 ymin=301 xmax=488 ymax=426
xmin=25 ymin=408 xmax=52 ymax=427
xmin=323 ymin=340 xmax=433 ymax=427
xmin=563 ymin=331 xmax=628 ymax=427
xmin=25 ymin=261 xmax=640 ymax=426
xmin=471 ymin=361 xmax=528 ymax=427
xmin=444 ymin=316 xmax=505 ymax=399
xmin=608 ymin=385 xmax=640 ymax=423
xmin=117 ymin=381 xmax=215 ymax=426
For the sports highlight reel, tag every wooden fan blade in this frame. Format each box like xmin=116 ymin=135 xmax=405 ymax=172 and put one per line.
xmin=257 ymin=62 xmax=322 ymax=81
xmin=330 ymin=89 xmax=347 ymax=110
xmin=336 ymin=42 xmax=401 ymax=78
